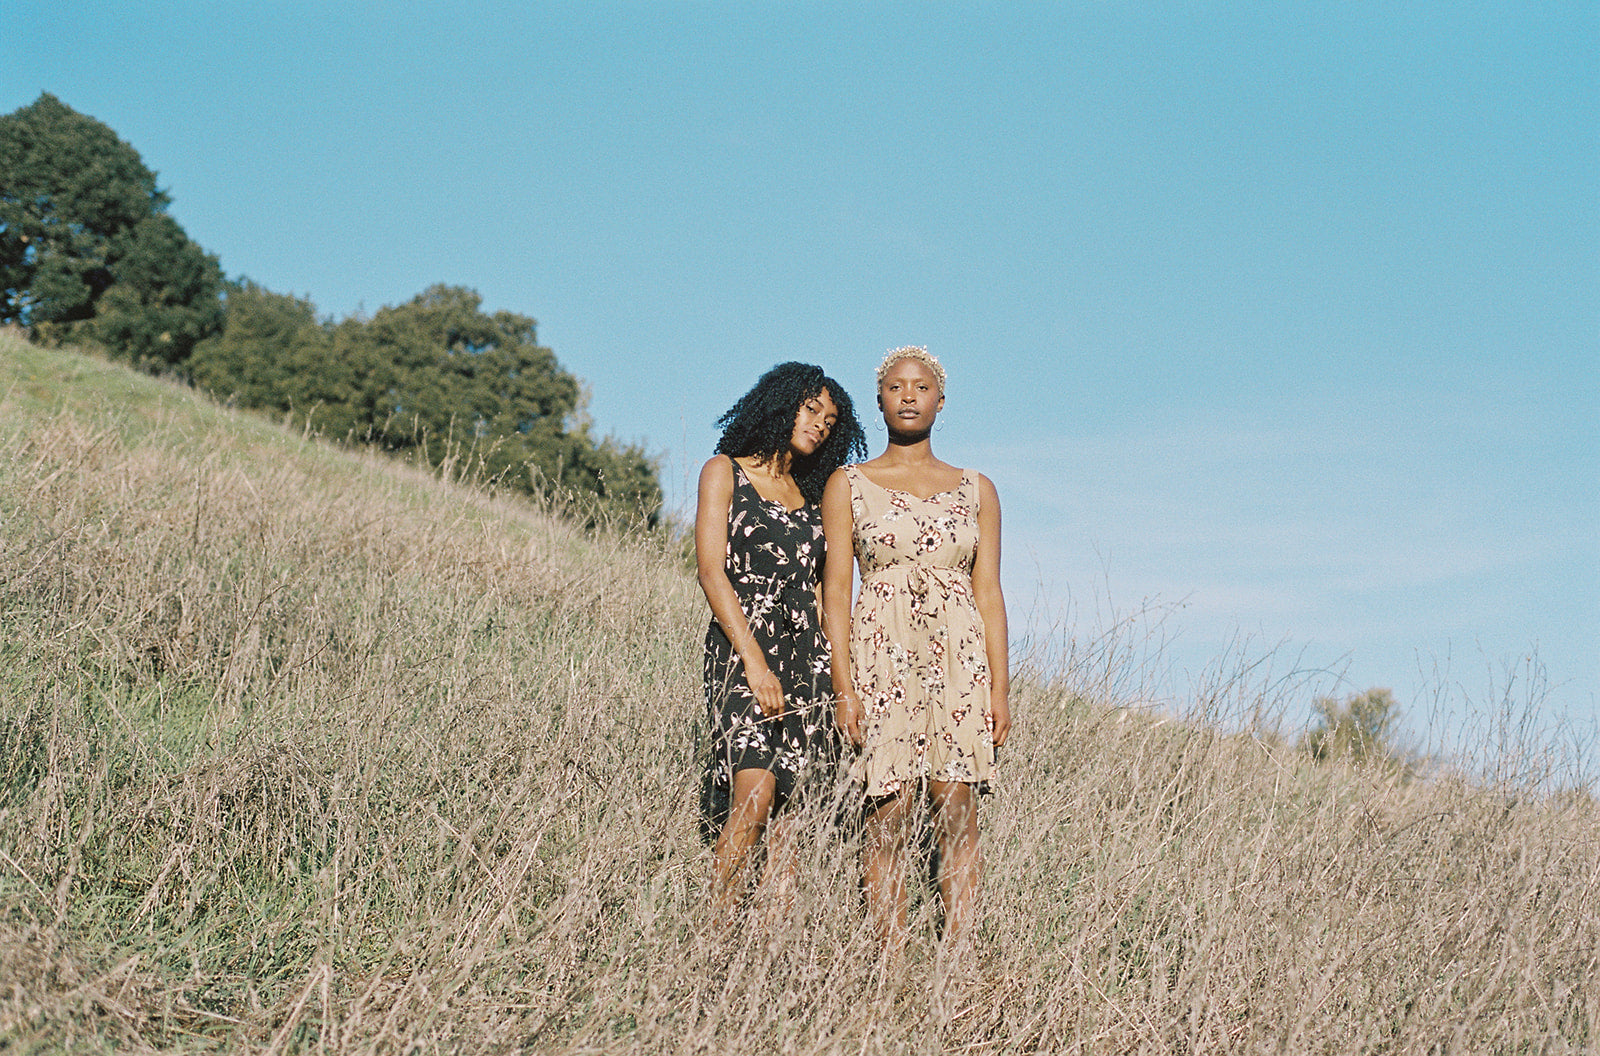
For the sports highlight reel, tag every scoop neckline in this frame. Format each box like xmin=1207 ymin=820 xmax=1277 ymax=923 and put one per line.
xmin=851 ymin=464 xmax=966 ymax=503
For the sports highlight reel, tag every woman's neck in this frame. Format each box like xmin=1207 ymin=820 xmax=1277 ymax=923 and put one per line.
xmin=882 ymin=430 xmax=935 ymax=462
xmin=746 ymin=450 xmax=793 ymax=478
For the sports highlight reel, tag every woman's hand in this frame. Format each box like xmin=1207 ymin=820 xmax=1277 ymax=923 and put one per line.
xmin=990 ymin=689 xmax=1011 ymax=748
xmin=747 ymin=665 xmax=785 ymax=717
xmin=835 ymin=688 xmax=865 ymax=747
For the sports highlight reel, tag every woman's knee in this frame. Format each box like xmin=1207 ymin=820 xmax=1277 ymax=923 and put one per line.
xmin=728 ymin=768 xmax=779 ymax=817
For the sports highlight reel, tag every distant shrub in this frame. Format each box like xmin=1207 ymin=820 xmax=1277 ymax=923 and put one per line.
xmin=1301 ymin=687 xmax=1412 ymax=771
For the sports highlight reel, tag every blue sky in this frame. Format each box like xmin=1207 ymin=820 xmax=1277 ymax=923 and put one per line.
xmin=6 ymin=1 xmax=1595 ymax=760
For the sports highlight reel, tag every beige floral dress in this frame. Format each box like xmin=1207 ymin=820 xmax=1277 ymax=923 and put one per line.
xmin=846 ymin=466 xmax=995 ymax=796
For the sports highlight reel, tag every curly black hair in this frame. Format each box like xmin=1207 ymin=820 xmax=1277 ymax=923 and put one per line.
xmin=714 ymin=362 xmax=867 ymax=504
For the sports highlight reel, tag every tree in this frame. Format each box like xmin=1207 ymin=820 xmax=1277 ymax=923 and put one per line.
xmin=188 ymin=280 xmax=328 ymax=410
xmin=81 ymin=214 xmax=226 ymax=366
xmin=1301 ymin=687 xmax=1407 ymax=767
xmin=360 ymin=284 xmax=581 ymax=453
xmin=0 ymin=93 xmax=223 ymax=365
xmin=193 ymin=281 xmax=663 ymax=525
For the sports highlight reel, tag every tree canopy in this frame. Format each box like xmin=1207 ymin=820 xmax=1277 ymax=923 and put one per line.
xmin=0 ymin=93 xmax=224 ymax=365
xmin=191 ymin=282 xmax=662 ymax=524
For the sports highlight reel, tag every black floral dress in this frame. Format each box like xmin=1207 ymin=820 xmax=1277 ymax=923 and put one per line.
xmin=701 ymin=457 xmax=836 ymax=838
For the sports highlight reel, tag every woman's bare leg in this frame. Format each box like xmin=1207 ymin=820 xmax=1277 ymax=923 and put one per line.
xmin=756 ymin=811 xmax=801 ymax=927
xmin=861 ymin=791 xmax=915 ymax=948
xmin=713 ymin=768 xmax=776 ymax=906
xmin=929 ymin=780 xmax=981 ymax=945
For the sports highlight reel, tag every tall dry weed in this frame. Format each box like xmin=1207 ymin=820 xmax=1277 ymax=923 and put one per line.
xmin=1 ymin=334 xmax=1596 ymax=1054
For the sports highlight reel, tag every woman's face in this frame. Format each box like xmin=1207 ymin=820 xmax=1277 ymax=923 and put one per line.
xmin=789 ymin=388 xmax=839 ymax=457
xmin=878 ymin=358 xmax=943 ymax=434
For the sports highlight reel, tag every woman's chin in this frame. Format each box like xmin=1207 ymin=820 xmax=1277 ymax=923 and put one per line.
xmin=886 ymin=424 xmax=933 ymax=444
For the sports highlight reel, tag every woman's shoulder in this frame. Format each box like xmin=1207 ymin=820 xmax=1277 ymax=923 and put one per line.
xmin=698 ymin=453 xmax=740 ymax=489
xmin=822 ymin=463 xmax=856 ymax=499
xmin=966 ymin=470 xmax=1000 ymax=513
xmin=848 ymin=455 xmax=896 ymax=485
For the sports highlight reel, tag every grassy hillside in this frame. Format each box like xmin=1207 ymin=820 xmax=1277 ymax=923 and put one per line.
xmin=1 ymin=329 xmax=1595 ymax=1054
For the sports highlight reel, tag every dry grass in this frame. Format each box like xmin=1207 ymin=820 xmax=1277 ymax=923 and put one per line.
xmin=1 ymin=330 xmax=1596 ymax=1054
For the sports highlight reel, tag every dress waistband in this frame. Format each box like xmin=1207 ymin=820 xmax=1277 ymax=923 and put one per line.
xmin=732 ymin=575 xmax=819 ymax=628
xmin=863 ymin=562 xmax=969 ymax=581
xmin=861 ymin=564 xmax=972 ymax=600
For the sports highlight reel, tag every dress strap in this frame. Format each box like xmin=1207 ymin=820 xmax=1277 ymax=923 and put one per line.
xmin=843 ymin=464 xmax=866 ymax=511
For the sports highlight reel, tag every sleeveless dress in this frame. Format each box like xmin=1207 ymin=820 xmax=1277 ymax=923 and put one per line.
xmin=700 ymin=458 xmax=836 ymax=838
xmin=846 ymin=466 xmax=995 ymax=796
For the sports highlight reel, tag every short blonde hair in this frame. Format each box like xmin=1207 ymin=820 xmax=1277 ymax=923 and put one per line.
xmin=875 ymin=345 xmax=946 ymax=395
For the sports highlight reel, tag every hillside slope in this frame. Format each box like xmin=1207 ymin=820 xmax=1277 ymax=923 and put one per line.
xmin=1 ymin=331 xmax=1595 ymax=1054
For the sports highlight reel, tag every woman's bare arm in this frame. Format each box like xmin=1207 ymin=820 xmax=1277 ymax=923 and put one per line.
xmin=820 ymin=468 xmax=863 ymax=745
xmin=972 ymin=473 xmax=1010 ymax=747
xmin=695 ymin=455 xmax=783 ymax=716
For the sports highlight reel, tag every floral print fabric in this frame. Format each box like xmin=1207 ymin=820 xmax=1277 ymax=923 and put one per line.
xmin=847 ymin=466 xmax=994 ymax=796
xmin=701 ymin=458 xmax=835 ymax=838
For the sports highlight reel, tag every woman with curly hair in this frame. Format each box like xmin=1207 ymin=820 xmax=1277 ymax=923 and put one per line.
xmin=822 ymin=346 xmax=1010 ymax=950
xmin=697 ymin=361 xmax=867 ymax=903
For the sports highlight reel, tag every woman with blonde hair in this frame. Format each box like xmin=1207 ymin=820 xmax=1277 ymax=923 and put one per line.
xmin=822 ymin=346 xmax=1010 ymax=948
